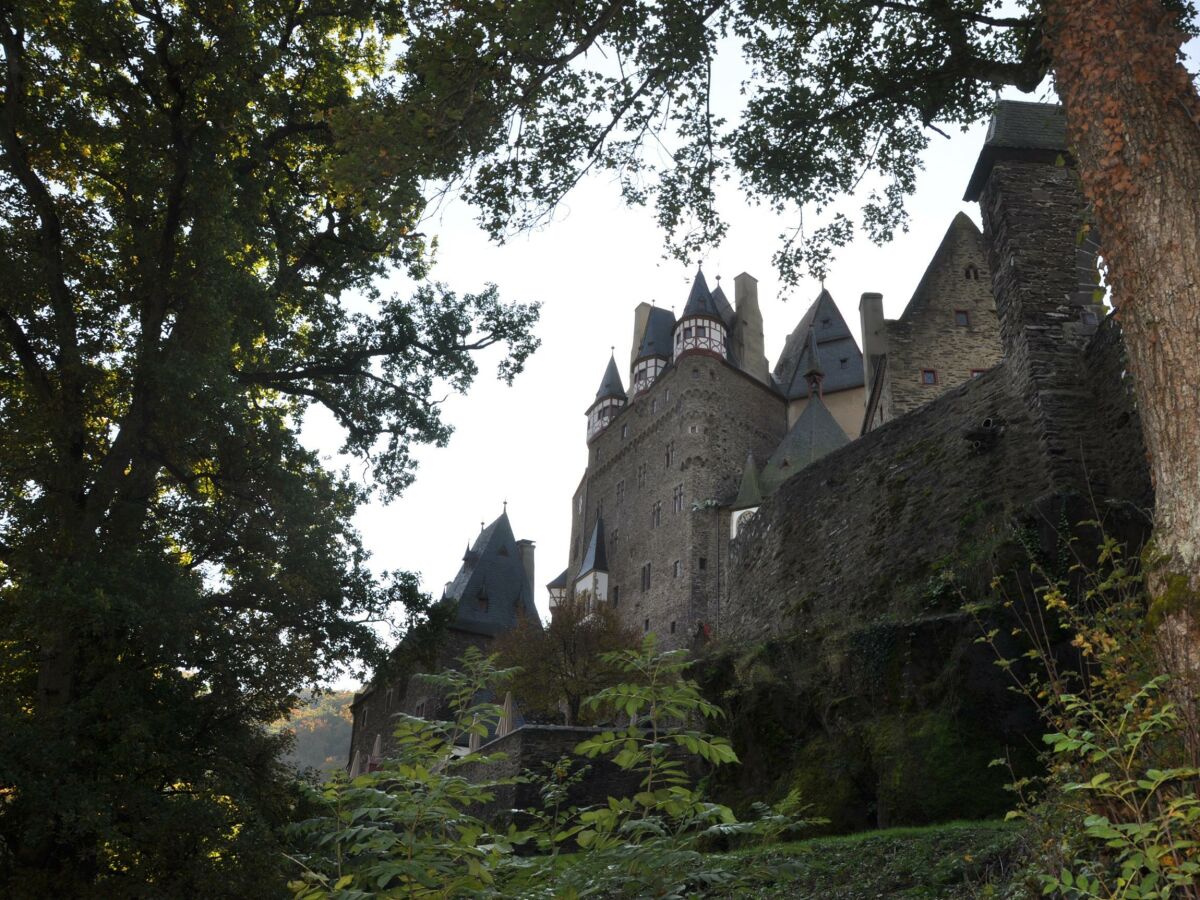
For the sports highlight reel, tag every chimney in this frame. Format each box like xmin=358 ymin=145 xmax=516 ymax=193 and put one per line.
xmin=859 ymin=292 xmax=885 ymax=386
xmin=733 ymin=273 xmax=770 ymax=384
xmin=515 ymin=539 xmax=535 ymax=610
xmin=629 ymin=302 xmax=652 ymax=372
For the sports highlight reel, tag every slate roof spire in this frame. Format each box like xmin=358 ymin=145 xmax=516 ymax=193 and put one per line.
xmin=634 ymin=307 xmax=677 ymax=361
xmin=577 ymin=517 xmax=609 ymax=577
xmin=681 ymin=265 xmax=722 ymax=319
xmin=593 ymin=353 xmax=627 ymax=403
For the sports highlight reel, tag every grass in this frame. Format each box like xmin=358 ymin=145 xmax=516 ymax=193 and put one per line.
xmin=718 ymin=819 xmax=1028 ymax=898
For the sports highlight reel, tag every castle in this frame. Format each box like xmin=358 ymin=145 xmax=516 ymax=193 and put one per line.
xmin=550 ymin=196 xmax=1002 ymax=650
xmin=348 ymin=100 xmax=1151 ymax=826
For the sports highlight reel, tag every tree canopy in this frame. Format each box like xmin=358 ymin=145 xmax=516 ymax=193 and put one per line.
xmin=0 ymin=1 xmax=538 ymax=893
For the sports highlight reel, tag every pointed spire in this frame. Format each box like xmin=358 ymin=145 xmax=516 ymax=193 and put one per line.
xmin=578 ymin=517 xmax=609 ymax=576
xmin=593 ymin=354 xmax=627 ymax=403
xmin=731 ymin=451 xmax=763 ymax=511
xmin=681 ymin=266 xmax=721 ymax=318
xmin=760 ymin=395 xmax=850 ymax=495
xmin=634 ymin=306 xmax=676 ymax=361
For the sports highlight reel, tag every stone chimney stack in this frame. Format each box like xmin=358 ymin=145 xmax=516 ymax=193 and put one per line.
xmin=516 ymin=539 xmax=535 ymax=611
xmin=732 ymin=272 xmax=770 ymax=384
xmin=629 ymin=302 xmax=652 ymax=372
xmin=965 ymin=100 xmax=1107 ymax=491
xmin=858 ymin=292 xmax=885 ymax=386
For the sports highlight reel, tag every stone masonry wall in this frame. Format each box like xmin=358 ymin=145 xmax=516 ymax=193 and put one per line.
xmin=979 ymin=160 xmax=1108 ymax=492
xmin=570 ymin=354 xmax=786 ymax=648
xmin=883 ymin=214 xmax=1002 ymax=422
xmin=724 ymin=366 xmax=1045 ymax=643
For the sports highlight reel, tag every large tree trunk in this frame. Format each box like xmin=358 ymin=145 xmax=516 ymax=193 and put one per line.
xmin=1044 ymin=1 xmax=1200 ymax=741
xmin=1045 ymin=0 xmax=1200 ymax=586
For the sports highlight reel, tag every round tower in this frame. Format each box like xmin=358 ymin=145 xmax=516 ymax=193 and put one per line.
xmin=673 ymin=266 xmax=728 ymax=361
xmin=631 ymin=306 xmax=675 ymax=394
xmin=586 ymin=353 xmax=627 ymax=441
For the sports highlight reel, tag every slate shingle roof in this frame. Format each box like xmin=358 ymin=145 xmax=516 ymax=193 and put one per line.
xmin=594 ymin=355 xmax=627 ymax=403
xmin=773 ymin=289 xmax=865 ymax=399
xmin=681 ymin=268 xmax=723 ymax=319
xmin=711 ymin=283 xmax=736 ymax=329
xmin=546 ymin=568 xmax=569 ymax=590
xmin=442 ymin=511 xmax=540 ymax=637
xmin=760 ymin=395 xmax=850 ymax=495
xmin=964 ymin=101 xmax=1068 ymax=201
xmin=578 ymin=517 xmax=608 ymax=576
xmin=635 ymin=307 xmax=677 ymax=361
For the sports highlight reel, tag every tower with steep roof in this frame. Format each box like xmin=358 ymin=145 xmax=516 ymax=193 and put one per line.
xmin=346 ymin=508 xmax=539 ymax=767
xmin=586 ymin=354 xmax=628 ymax=441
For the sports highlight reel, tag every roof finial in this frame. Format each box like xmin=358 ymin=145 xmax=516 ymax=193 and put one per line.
xmin=503 ymin=499 xmax=507 ymax=513
xmin=715 ymin=274 xmax=722 ymax=284
xmin=480 ymin=520 xmax=485 ymax=533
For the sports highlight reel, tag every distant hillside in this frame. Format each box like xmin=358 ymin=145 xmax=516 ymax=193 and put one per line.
xmin=273 ymin=690 xmax=355 ymax=777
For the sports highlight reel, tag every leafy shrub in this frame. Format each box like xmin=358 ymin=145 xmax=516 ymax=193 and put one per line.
xmin=971 ymin=528 xmax=1200 ymax=898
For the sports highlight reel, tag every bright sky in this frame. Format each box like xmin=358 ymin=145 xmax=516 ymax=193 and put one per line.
xmin=301 ymin=26 xmax=1200 ymax=688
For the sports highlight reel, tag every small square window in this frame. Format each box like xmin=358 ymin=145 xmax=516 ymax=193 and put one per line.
xmin=954 ymin=310 xmax=970 ymax=326
xmin=698 ymin=557 xmax=707 ymax=571
xmin=921 ymin=369 xmax=938 ymax=385
xmin=670 ymin=621 xmax=677 ymax=634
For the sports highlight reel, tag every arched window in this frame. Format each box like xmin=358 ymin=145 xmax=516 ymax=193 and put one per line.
xmin=965 ymin=264 xmax=980 ymax=281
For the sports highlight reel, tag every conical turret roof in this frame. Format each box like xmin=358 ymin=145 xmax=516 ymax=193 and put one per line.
xmin=578 ymin=517 xmax=609 ymax=577
xmin=593 ymin=354 xmax=627 ymax=403
xmin=760 ymin=396 xmax=849 ymax=495
xmin=680 ymin=267 xmax=723 ymax=319
xmin=731 ymin=451 xmax=763 ymax=511
xmin=635 ymin=307 xmax=677 ymax=361
xmin=711 ymin=283 xmax=736 ymax=328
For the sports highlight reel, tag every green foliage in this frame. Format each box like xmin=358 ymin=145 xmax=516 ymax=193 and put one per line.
xmin=721 ymin=819 xmax=1025 ymax=899
xmin=975 ymin=529 xmax=1200 ymax=899
xmin=0 ymin=3 xmax=539 ymax=892
xmin=492 ymin=592 xmax=640 ymax=726
xmin=286 ymin=647 xmax=527 ymax=898
xmin=288 ymin=641 xmax=819 ymax=898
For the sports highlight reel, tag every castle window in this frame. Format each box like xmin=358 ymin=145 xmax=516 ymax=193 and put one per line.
xmin=821 ymin=317 xmax=831 ymax=327
xmin=641 ymin=563 xmax=651 ymax=590
xmin=621 ymin=423 xmax=629 ymax=439
xmin=954 ymin=310 xmax=970 ymax=326
xmin=965 ymin=264 xmax=980 ymax=281
xmin=921 ymin=369 xmax=938 ymax=385
xmin=637 ymin=463 xmax=647 ymax=489
xmin=683 ymin=326 xmax=693 ymax=339
xmin=665 ymin=388 xmax=671 ymax=402
xmin=1081 ymin=309 xmax=1099 ymax=326
xmin=672 ymin=483 xmax=684 ymax=513
xmin=695 ymin=324 xmax=707 ymax=339
xmin=670 ymin=621 xmax=677 ymax=634
xmin=666 ymin=441 xmax=675 ymax=467
xmin=612 ymin=586 xmax=619 ymax=607
xmin=652 ymin=501 xmax=662 ymax=528
xmin=477 ymin=594 xmax=489 ymax=613
xmin=612 ymin=528 xmax=619 ymax=548
xmin=691 ymin=368 xmax=699 ymax=379
xmin=971 ymin=369 xmax=987 ymax=378
xmin=651 ymin=398 xmax=657 ymax=414
xmin=840 ymin=357 xmax=848 ymax=368
xmin=616 ymin=480 xmax=625 ymax=505
xmin=698 ymin=557 xmax=707 ymax=571
xmin=644 ymin=618 xmax=650 ymax=632
xmin=673 ymin=560 xmax=681 ymax=578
